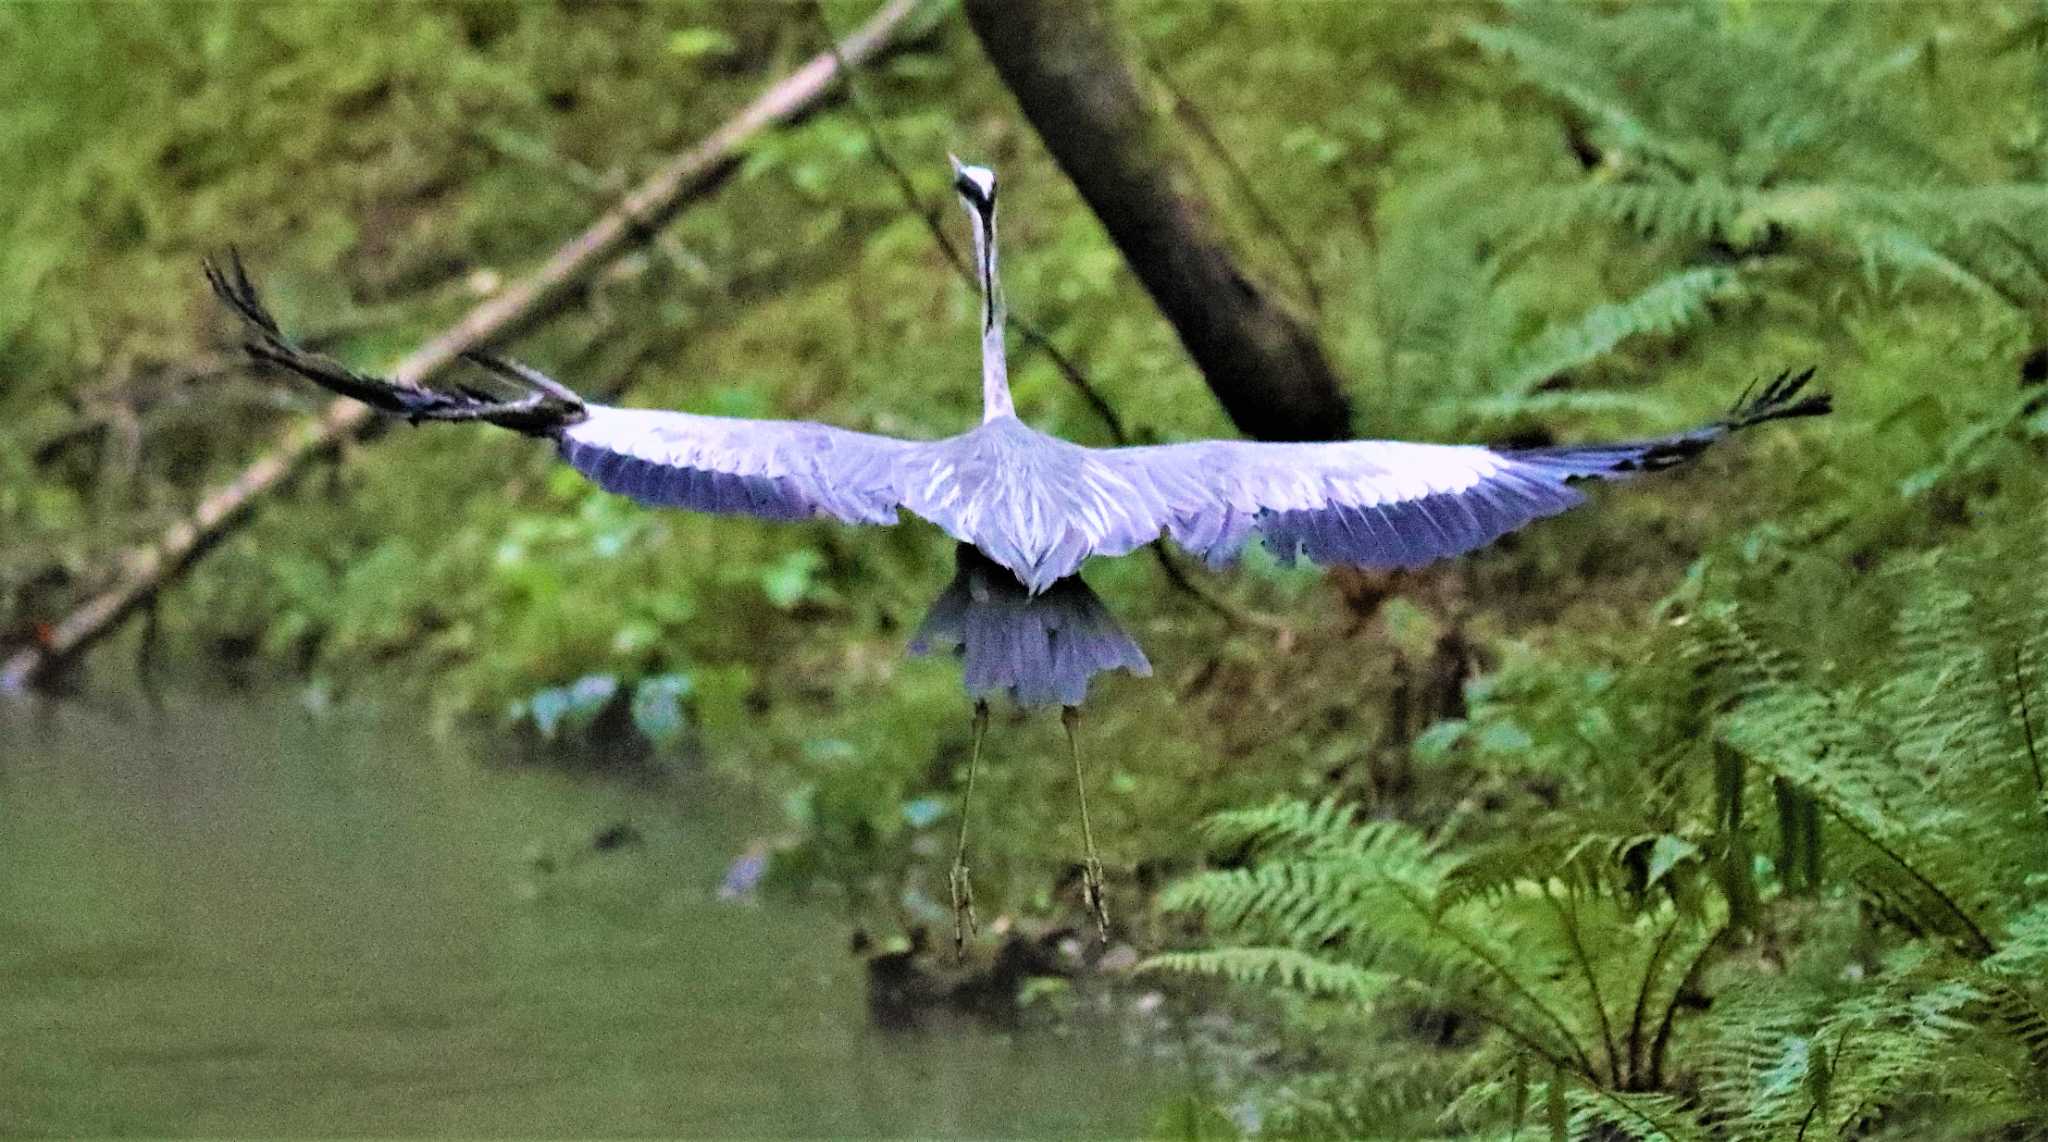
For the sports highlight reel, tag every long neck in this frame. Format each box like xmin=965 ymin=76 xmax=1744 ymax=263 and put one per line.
xmin=971 ymin=207 xmax=1014 ymax=422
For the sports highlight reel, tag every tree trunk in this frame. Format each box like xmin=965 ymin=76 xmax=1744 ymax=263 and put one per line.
xmin=963 ymin=0 xmax=1353 ymax=443
xmin=0 ymin=0 xmax=925 ymax=696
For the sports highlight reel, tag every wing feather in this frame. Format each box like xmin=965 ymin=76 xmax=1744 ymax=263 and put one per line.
xmin=207 ymin=253 xmax=930 ymax=530
xmin=558 ymin=406 xmax=921 ymax=526
xmin=1085 ymin=369 xmax=1827 ymax=573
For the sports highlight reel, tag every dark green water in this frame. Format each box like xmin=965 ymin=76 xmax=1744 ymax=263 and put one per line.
xmin=0 ymin=686 xmax=1167 ymax=1137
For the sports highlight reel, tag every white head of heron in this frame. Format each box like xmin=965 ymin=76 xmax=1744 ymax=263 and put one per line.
xmin=949 ymin=154 xmax=997 ymax=218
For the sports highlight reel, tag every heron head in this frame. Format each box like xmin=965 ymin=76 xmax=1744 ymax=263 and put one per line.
xmin=949 ymin=155 xmax=997 ymax=223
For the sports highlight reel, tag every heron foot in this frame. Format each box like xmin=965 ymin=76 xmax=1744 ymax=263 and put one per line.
xmin=949 ymin=700 xmax=990 ymax=958
xmin=1082 ymin=855 xmax=1110 ymax=944
xmin=1061 ymin=703 xmax=1112 ymax=945
xmin=949 ymin=860 xmax=979 ymax=959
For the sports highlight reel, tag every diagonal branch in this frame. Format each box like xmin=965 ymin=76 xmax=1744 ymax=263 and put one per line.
xmin=1137 ymin=44 xmax=1324 ymax=316
xmin=1 ymin=0 xmax=927 ymax=695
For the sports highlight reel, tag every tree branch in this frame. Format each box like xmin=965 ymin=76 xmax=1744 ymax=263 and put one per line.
xmin=1137 ymin=43 xmax=1324 ymax=315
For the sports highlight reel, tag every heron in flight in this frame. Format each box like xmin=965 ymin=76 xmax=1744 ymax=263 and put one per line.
xmin=206 ymin=158 xmax=1828 ymax=948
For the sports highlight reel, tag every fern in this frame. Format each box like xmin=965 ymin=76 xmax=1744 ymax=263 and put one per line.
xmin=1688 ymin=554 xmax=2048 ymax=1137
xmin=1719 ymin=687 xmax=2001 ymax=956
xmin=1146 ymin=946 xmax=1395 ymax=1007
xmin=1561 ymin=1086 xmax=1709 ymax=1142
xmin=1363 ymin=176 xmax=1699 ymax=441
xmin=1157 ymin=798 xmax=1727 ymax=1113
xmin=1162 ymin=541 xmax=2048 ymax=1137
xmin=1465 ymin=3 xmax=2048 ymax=332
xmin=1469 ymin=3 xmax=1954 ymax=187
xmin=1490 ymin=266 xmax=1744 ymax=397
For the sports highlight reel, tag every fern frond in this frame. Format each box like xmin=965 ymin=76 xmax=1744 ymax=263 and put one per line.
xmin=1470 ymin=3 xmax=1954 ymax=186
xmin=1201 ymin=796 xmax=1372 ymax=857
xmin=1491 ymin=267 xmax=1743 ymax=396
xmin=1168 ymin=804 xmax=1612 ymax=1073
xmin=1691 ymin=976 xmax=1830 ymax=1138
xmin=1508 ymin=180 xmax=1757 ymax=245
xmin=1718 ymin=687 xmax=2001 ymax=956
xmin=1985 ymin=902 xmax=2048 ymax=977
xmin=1465 ymin=11 xmax=1723 ymax=175
xmin=1464 ymin=388 xmax=1680 ymax=427
xmin=1685 ymin=601 xmax=1806 ymax=710
xmin=1441 ymin=822 xmax=1710 ymax=916
xmin=1257 ymin=1057 xmax=1477 ymax=1139
xmin=1970 ymin=969 xmax=2048 ymax=1077
xmin=1564 ymin=1085 xmax=1710 ymax=1142
xmin=1142 ymin=946 xmax=1395 ymax=1006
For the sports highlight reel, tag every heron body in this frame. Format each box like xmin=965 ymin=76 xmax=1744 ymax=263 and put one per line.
xmin=207 ymin=158 xmax=1829 ymax=944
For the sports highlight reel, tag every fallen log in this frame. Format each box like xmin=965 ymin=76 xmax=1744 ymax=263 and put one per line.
xmin=2 ymin=0 xmax=924 ymax=695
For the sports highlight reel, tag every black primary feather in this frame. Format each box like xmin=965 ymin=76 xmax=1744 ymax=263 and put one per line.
xmin=203 ymin=250 xmax=587 ymax=434
xmin=1504 ymin=366 xmax=1831 ymax=478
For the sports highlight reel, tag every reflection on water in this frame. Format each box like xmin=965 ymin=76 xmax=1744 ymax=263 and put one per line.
xmin=0 ymin=685 xmax=1165 ymax=1137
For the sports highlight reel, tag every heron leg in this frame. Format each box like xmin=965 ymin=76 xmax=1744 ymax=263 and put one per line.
xmin=1063 ymin=705 xmax=1110 ymax=943
xmin=949 ymin=700 xmax=990 ymax=958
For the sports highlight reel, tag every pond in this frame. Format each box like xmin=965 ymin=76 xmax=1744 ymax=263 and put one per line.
xmin=0 ymin=682 xmax=1175 ymax=1137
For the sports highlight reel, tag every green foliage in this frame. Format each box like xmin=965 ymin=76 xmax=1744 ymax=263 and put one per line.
xmin=1152 ymin=790 xmax=1725 ymax=1131
xmin=1143 ymin=12 xmax=2048 ymax=1112
xmin=1470 ymin=2 xmax=2048 ymax=336
xmin=1161 ymin=501 xmax=2048 ymax=1139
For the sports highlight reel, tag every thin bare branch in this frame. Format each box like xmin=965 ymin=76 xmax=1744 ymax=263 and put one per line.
xmin=1138 ymin=44 xmax=1324 ymax=315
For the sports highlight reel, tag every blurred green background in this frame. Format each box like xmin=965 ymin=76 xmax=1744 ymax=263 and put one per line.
xmin=5 ymin=1 xmax=2048 ymax=1137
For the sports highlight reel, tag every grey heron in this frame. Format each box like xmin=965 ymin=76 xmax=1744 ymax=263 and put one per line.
xmin=205 ymin=158 xmax=1829 ymax=948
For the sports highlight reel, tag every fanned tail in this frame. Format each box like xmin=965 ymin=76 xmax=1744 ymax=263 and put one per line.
xmin=910 ymin=546 xmax=1151 ymax=708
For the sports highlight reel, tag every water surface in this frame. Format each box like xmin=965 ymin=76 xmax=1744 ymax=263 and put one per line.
xmin=0 ymin=685 xmax=1165 ymax=1136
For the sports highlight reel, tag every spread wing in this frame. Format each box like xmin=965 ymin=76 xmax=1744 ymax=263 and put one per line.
xmin=1085 ymin=369 xmax=1829 ymax=572
xmin=555 ymin=405 xmax=915 ymax=525
xmin=207 ymin=253 xmax=922 ymax=527
xmin=211 ymin=254 xmax=1827 ymax=579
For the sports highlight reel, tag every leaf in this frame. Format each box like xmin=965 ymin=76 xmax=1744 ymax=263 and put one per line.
xmin=761 ymin=548 xmax=824 ymax=610
xmin=1413 ymin=719 xmax=1469 ymax=763
xmin=630 ymin=672 xmax=694 ymax=747
xmin=528 ymin=686 xmax=571 ymax=740
xmin=667 ymin=27 xmax=735 ymax=60
xmin=1494 ymin=266 xmax=1742 ymax=395
xmin=1475 ymin=720 xmax=1536 ymax=757
xmin=612 ymin=618 xmax=660 ymax=657
xmin=523 ymin=674 xmax=623 ymax=740
xmin=1804 ymin=1037 xmax=1832 ymax=1124
xmin=1381 ymin=598 xmax=1443 ymax=659
xmin=801 ymin=738 xmax=857 ymax=764
xmin=1510 ymin=1053 xmax=1530 ymax=1137
xmin=1645 ymin=835 xmax=1701 ymax=891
